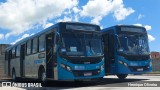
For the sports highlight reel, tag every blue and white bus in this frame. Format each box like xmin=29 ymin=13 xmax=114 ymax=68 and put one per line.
xmin=5 ymin=22 xmax=104 ymax=81
xmin=102 ymin=25 xmax=152 ymax=79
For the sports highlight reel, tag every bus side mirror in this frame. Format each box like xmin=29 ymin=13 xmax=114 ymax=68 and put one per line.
xmin=59 ymin=48 xmax=67 ymax=57
xmin=54 ymin=32 xmax=60 ymax=54
xmin=111 ymin=59 xmax=115 ymax=64
xmin=56 ymin=32 xmax=60 ymax=44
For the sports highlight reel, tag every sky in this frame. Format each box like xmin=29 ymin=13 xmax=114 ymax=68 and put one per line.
xmin=0 ymin=0 xmax=159 ymax=52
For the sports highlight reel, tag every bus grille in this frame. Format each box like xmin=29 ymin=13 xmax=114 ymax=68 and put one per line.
xmin=72 ymin=69 xmax=100 ymax=77
xmin=128 ymin=65 xmax=149 ymax=72
xmin=62 ymin=56 xmax=103 ymax=64
xmin=124 ymin=55 xmax=150 ymax=61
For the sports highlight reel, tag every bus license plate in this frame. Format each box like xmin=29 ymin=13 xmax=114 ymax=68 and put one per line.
xmin=137 ymin=68 xmax=143 ymax=71
xmin=84 ymin=72 xmax=92 ymax=76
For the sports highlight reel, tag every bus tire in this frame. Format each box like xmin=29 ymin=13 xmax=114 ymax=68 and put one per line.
xmin=117 ymin=74 xmax=128 ymax=80
xmin=38 ymin=67 xmax=46 ymax=82
xmin=12 ymin=69 xmax=17 ymax=81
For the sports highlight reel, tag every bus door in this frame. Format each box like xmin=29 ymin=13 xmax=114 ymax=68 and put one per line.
xmin=108 ymin=33 xmax=115 ymax=73
xmin=46 ymin=32 xmax=56 ymax=79
xmin=104 ymin=31 xmax=115 ymax=74
xmin=104 ymin=34 xmax=111 ymax=74
xmin=20 ymin=44 xmax=25 ymax=77
xmin=8 ymin=50 xmax=12 ymax=76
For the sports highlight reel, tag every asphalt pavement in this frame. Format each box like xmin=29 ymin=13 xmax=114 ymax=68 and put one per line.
xmin=0 ymin=75 xmax=160 ymax=90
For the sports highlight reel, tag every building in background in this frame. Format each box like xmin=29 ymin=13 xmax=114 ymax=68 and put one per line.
xmin=150 ymin=52 xmax=160 ymax=72
xmin=0 ymin=44 xmax=10 ymax=78
xmin=151 ymin=52 xmax=160 ymax=59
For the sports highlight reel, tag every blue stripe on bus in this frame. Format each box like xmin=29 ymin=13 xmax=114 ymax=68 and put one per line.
xmin=34 ymin=60 xmax=43 ymax=64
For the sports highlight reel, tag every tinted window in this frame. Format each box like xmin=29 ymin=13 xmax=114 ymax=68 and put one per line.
xmin=16 ymin=45 xmax=20 ymax=57
xmin=32 ymin=38 xmax=38 ymax=53
xmin=39 ymin=35 xmax=45 ymax=52
xmin=27 ymin=40 xmax=32 ymax=55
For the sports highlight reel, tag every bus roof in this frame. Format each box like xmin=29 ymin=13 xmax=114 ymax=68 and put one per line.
xmin=5 ymin=22 xmax=99 ymax=50
xmin=102 ymin=24 xmax=146 ymax=32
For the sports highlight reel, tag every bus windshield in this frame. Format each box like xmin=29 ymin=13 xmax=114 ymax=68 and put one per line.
xmin=118 ymin=34 xmax=150 ymax=55
xmin=61 ymin=32 xmax=103 ymax=57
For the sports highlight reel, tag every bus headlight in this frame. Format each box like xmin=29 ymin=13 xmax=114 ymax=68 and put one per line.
xmin=60 ymin=63 xmax=72 ymax=72
xmin=101 ymin=64 xmax=104 ymax=70
xmin=102 ymin=58 xmax=104 ymax=62
xmin=60 ymin=63 xmax=65 ymax=68
xmin=149 ymin=62 xmax=152 ymax=67
xmin=118 ymin=60 xmax=128 ymax=67
xmin=124 ymin=62 xmax=128 ymax=67
xmin=66 ymin=66 xmax=71 ymax=71
xmin=118 ymin=60 xmax=123 ymax=64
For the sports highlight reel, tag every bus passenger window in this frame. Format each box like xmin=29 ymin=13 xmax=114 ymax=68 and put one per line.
xmin=12 ymin=48 xmax=16 ymax=58
xmin=27 ymin=40 xmax=31 ymax=55
xmin=32 ymin=38 xmax=38 ymax=53
xmin=39 ymin=35 xmax=45 ymax=52
xmin=16 ymin=45 xmax=20 ymax=57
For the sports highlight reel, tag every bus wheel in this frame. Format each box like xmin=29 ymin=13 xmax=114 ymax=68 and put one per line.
xmin=12 ymin=69 xmax=17 ymax=81
xmin=117 ymin=74 xmax=128 ymax=80
xmin=39 ymin=68 xmax=46 ymax=82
